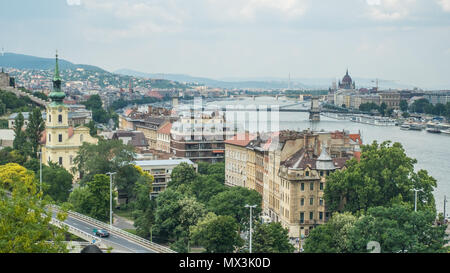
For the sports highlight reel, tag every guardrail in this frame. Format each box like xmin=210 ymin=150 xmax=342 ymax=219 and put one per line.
xmin=50 ymin=205 xmax=175 ymax=253
xmin=50 ymin=217 xmax=102 ymax=247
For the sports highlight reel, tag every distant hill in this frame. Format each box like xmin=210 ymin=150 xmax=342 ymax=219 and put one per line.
xmin=0 ymin=52 xmax=107 ymax=72
xmin=115 ymin=69 xmax=309 ymax=90
xmin=115 ymin=69 xmax=418 ymax=90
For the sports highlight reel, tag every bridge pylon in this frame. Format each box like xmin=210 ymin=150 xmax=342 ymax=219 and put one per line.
xmin=309 ymin=96 xmax=320 ymax=121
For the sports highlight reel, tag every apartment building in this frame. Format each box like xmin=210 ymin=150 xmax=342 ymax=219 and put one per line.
xmin=224 ymin=133 xmax=257 ymax=187
xmin=134 ymin=158 xmax=197 ymax=197
xmin=224 ymin=129 xmax=362 ymax=239
xmin=170 ymin=110 xmax=234 ymax=163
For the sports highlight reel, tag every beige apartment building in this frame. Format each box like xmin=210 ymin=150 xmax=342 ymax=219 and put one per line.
xmin=224 ymin=133 xmax=257 ymax=188
xmin=225 ymin=129 xmax=362 ymax=239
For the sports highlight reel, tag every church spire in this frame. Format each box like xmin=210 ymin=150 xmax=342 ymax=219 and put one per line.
xmin=53 ymin=50 xmax=61 ymax=82
xmin=49 ymin=50 xmax=66 ymax=104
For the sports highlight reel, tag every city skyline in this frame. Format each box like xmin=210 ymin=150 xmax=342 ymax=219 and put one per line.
xmin=1 ymin=0 xmax=450 ymax=89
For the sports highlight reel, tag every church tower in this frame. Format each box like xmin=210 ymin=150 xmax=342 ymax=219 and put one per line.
xmin=42 ymin=52 xmax=98 ymax=177
xmin=44 ymin=52 xmax=70 ymax=165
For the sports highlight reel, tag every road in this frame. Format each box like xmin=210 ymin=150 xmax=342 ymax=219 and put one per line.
xmin=54 ymin=211 xmax=156 ymax=253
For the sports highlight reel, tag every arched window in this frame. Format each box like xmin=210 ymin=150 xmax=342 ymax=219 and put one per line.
xmin=58 ymin=115 xmax=62 ymax=124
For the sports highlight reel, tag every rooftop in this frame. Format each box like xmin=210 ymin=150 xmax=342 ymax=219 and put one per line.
xmin=134 ymin=158 xmax=195 ymax=167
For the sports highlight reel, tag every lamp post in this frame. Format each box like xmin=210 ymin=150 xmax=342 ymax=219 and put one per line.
xmin=245 ymin=204 xmax=257 ymax=253
xmin=106 ymin=172 xmax=116 ymax=228
xmin=37 ymin=150 xmax=42 ymax=199
xmin=411 ymin=189 xmax=422 ymax=212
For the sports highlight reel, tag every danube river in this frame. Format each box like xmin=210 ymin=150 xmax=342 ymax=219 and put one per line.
xmin=185 ymin=96 xmax=450 ymax=214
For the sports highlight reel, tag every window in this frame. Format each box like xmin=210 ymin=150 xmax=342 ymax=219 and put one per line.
xmin=301 ymin=183 xmax=304 ymax=191
xmin=69 ymin=155 xmax=73 ymax=165
xmin=58 ymin=134 xmax=62 ymax=142
xmin=310 ymin=212 xmax=314 ymax=220
xmin=319 ymin=212 xmax=323 ymax=220
xmin=59 ymin=157 xmax=63 ymax=165
xmin=58 ymin=115 xmax=63 ymax=123
xmin=49 ymin=115 xmax=51 ymax=122
xmin=310 ymin=197 xmax=314 ymax=205
xmin=300 ymin=212 xmax=304 ymax=224
xmin=80 ymin=134 xmax=84 ymax=142
xmin=319 ymin=198 xmax=324 ymax=206
xmin=320 ymin=182 xmax=324 ymax=191
xmin=305 ymin=171 xmax=310 ymax=176
xmin=310 ymin=182 xmax=314 ymax=191
xmin=320 ymin=171 xmax=324 ymax=176
xmin=300 ymin=198 xmax=304 ymax=206
xmin=48 ymin=134 xmax=51 ymax=142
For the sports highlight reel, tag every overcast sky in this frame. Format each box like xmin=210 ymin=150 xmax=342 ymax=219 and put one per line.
xmin=1 ymin=0 xmax=450 ymax=89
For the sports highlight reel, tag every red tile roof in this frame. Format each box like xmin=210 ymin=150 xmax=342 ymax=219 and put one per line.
xmin=225 ymin=133 xmax=257 ymax=147
xmin=349 ymin=134 xmax=363 ymax=145
xmin=157 ymin=122 xmax=172 ymax=135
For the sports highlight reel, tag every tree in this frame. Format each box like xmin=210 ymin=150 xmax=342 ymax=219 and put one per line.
xmin=153 ymin=188 xmax=206 ymax=248
xmin=25 ymin=107 xmax=45 ymax=158
xmin=208 ymin=186 xmax=262 ymax=227
xmin=41 ymin=162 xmax=73 ymax=203
xmin=87 ymin=120 xmax=97 ymax=137
xmin=0 ymin=163 xmax=68 ymax=253
xmin=168 ymin=162 xmax=198 ymax=189
xmin=324 ymin=141 xmax=437 ymax=214
xmin=378 ymin=102 xmax=387 ymax=116
xmin=73 ymin=139 xmax=136 ymax=184
xmin=190 ymin=213 xmax=243 ymax=253
xmin=191 ymin=175 xmax=227 ymax=204
xmin=172 ymin=196 xmax=207 ymax=252
xmin=252 ymin=222 xmax=295 ymax=253
xmin=68 ymin=174 xmax=115 ymax=222
xmin=12 ymin=112 xmax=27 ymax=154
xmin=347 ymin=205 xmax=448 ymax=253
xmin=304 ymin=212 xmax=357 ymax=253
xmin=400 ymin=100 xmax=408 ymax=112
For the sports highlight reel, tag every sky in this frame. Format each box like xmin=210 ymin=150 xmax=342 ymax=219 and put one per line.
xmin=1 ymin=0 xmax=450 ymax=89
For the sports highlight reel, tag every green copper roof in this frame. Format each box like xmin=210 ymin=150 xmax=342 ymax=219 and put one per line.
xmin=49 ymin=51 xmax=66 ymax=102
xmin=53 ymin=52 xmax=61 ymax=82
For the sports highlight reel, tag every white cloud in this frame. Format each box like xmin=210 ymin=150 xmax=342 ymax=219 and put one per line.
xmin=437 ymin=0 xmax=450 ymax=12
xmin=366 ymin=0 xmax=416 ymax=21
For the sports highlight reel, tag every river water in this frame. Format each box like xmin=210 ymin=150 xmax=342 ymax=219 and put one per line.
xmin=178 ymin=96 xmax=450 ymax=214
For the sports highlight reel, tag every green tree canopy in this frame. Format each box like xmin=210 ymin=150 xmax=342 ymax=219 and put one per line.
xmin=41 ymin=162 xmax=73 ymax=203
xmin=25 ymin=108 xmax=45 ymax=158
xmin=68 ymin=174 xmax=115 ymax=222
xmin=190 ymin=213 xmax=243 ymax=253
xmin=324 ymin=141 xmax=437 ymax=214
xmin=0 ymin=163 xmax=68 ymax=253
xmin=208 ymin=186 xmax=262 ymax=227
xmin=305 ymin=205 xmax=448 ymax=253
xmin=73 ymin=139 xmax=136 ymax=184
xmin=252 ymin=222 xmax=295 ymax=253
xmin=168 ymin=162 xmax=198 ymax=189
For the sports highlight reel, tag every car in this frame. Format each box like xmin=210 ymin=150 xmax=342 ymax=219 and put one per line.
xmin=93 ymin=228 xmax=110 ymax=238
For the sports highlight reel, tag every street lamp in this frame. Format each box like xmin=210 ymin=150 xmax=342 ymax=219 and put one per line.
xmin=37 ymin=150 xmax=42 ymax=199
xmin=106 ymin=172 xmax=116 ymax=228
xmin=245 ymin=204 xmax=257 ymax=253
xmin=411 ymin=189 xmax=423 ymax=212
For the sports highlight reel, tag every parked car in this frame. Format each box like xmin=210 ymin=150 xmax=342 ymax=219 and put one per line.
xmin=93 ymin=228 xmax=110 ymax=237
